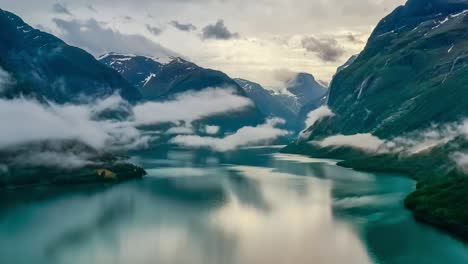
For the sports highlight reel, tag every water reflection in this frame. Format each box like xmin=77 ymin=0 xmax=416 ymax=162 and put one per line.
xmin=0 ymin=147 xmax=467 ymax=264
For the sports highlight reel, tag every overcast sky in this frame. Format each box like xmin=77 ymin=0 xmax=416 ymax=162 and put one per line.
xmin=2 ymin=0 xmax=405 ymax=87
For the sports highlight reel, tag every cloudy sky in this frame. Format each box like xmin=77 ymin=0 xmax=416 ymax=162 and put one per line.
xmin=2 ymin=0 xmax=405 ymax=87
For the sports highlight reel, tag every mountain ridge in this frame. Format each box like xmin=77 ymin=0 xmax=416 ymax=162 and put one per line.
xmin=0 ymin=9 xmax=141 ymax=103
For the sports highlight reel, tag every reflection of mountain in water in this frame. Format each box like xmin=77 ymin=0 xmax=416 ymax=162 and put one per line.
xmin=0 ymin=147 xmax=466 ymax=264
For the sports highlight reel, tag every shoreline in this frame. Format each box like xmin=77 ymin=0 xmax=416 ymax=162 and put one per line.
xmin=281 ymin=144 xmax=468 ymax=244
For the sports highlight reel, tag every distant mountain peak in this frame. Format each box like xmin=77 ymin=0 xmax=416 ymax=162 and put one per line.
xmin=285 ymin=72 xmax=327 ymax=105
xmin=98 ymin=52 xmax=180 ymax=65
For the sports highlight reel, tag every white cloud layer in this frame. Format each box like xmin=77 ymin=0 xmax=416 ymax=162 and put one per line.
xmin=0 ymin=67 xmax=15 ymax=94
xmin=453 ymin=152 xmax=468 ymax=173
xmin=170 ymin=118 xmax=288 ymax=152
xmin=304 ymin=106 xmax=335 ymax=129
xmin=0 ymin=88 xmax=254 ymax=151
xmin=0 ymin=96 xmax=149 ymax=151
xmin=312 ymin=119 xmax=468 ymax=156
xmin=205 ymin=125 xmax=220 ymax=135
xmin=165 ymin=126 xmax=194 ymax=135
xmin=316 ymin=133 xmax=385 ymax=153
xmin=0 ymin=88 xmax=259 ymax=169
xmin=12 ymin=151 xmax=95 ymax=169
xmin=133 ymin=88 xmax=253 ymax=125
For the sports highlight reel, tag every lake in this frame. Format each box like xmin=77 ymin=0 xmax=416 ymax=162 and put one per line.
xmin=0 ymin=146 xmax=467 ymax=264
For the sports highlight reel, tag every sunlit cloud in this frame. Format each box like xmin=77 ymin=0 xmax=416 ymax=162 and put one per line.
xmin=170 ymin=118 xmax=288 ymax=151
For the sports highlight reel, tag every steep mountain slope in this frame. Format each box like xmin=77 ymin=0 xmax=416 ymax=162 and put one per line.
xmin=285 ymin=0 xmax=468 ymax=241
xmin=0 ymin=9 xmax=140 ymax=103
xmin=297 ymin=55 xmax=357 ymax=122
xmin=302 ymin=0 xmax=468 ymax=140
xmin=99 ymin=53 xmax=265 ymax=131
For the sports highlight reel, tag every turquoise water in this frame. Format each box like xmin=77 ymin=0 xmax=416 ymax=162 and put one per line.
xmin=0 ymin=146 xmax=467 ymax=264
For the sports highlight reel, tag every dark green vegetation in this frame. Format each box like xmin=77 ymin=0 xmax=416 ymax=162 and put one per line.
xmin=405 ymin=171 xmax=468 ymax=241
xmin=0 ymin=9 xmax=141 ymax=103
xmin=303 ymin=0 xmax=468 ymax=139
xmin=0 ymin=140 xmax=146 ymax=189
xmin=285 ymin=0 xmax=468 ymax=242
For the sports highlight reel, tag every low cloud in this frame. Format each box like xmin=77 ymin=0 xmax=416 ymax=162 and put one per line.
xmin=301 ymin=36 xmax=345 ymax=62
xmin=170 ymin=20 xmax=197 ymax=32
xmin=0 ymin=67 xmax=15 ymax=94
xmin=11 ymin=151 xmax=95 ymax=169
xmin=312 ymin=119 xmax=468 ymax=155
xmin=0 ymin=88 xmax=264 ymax=169
xmin=201 ymin=20 xmax=239 ymax=40
xmin=271 ymin=68 xmax=298 ymax=91
xmin=346 ymin=33 xmax=364 ymax=44
xmin=53 ymin=18 xmax=179 ymax=58
xmin=165 ymin=126 xmax=194 ymax=135
xmin=388 ymin=123 xmax=462 ymax=155
xmin=146 ymin=24 xmax=163 ymax=36
xmin=453 ymin=152 xmax=468 ymax=173
xmin=304 ymin=106 xmax=335 ymax=130
xmin=0 ymin=96 xmax=150 ymax=151
xmin=52 ymin=3 xmax=72 ymax=16
xmin=170 ymin=118 xmax=288 ymax=152
xmin=315 ymin=133 xmax=385 ymax=153
xmin=205 ymin=125 xmax=220 ymax=135
xmin=0 ymin=88 xmax=254 ymax=154
xmin=133 ymin=87 xmax=253 ymax=125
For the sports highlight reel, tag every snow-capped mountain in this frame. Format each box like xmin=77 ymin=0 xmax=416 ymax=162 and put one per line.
xmin=99 ymin=53 xmax=265 ymax=132
xmin=98 ymin=52 xmax=171 ymax=91
xmin=99 ymin=53 xmax=247 ymax=100
xmin=0 ymin=9 xmax=141 ymax=103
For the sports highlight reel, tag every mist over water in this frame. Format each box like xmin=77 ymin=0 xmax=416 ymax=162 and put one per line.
xmin=0 ymin=146 xmax=467 ymax=264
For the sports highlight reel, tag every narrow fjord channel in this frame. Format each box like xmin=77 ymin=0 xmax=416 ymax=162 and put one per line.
xmin=1 ymin=146 xmax=467 ymax=264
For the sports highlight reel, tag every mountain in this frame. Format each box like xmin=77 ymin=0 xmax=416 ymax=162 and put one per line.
xmin=100 ymin=53 xmax=245 ymax=100
xmin=234 ymin=78 xmax=298 ymax=129
xmin=285 ymin=0 xmax=468 ymax=241
xmin=334 ymin=54 xmax=358 ymax=77
xmin=285 ymin=73 xmax=327 ymax=107
xmin=0 ymin=9 xmax=140 ymax=103
xmin=301 ymin=0 xmax=468 ymax=140
xmin=99 ymin=53 xmax=265 ymax=131
xmin=296 ymin=55 xmax=357 ymax=125
xmin=235 ymin=73 xmax=327 ymax=130
xmin=298 ymin=55 xmax=357 ymax=122
xmin=0 ymin=9 xmax=146 ymax=188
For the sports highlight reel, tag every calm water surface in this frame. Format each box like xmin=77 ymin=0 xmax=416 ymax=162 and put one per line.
xmin=0 ymin=146 xmax=467 ymax=264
